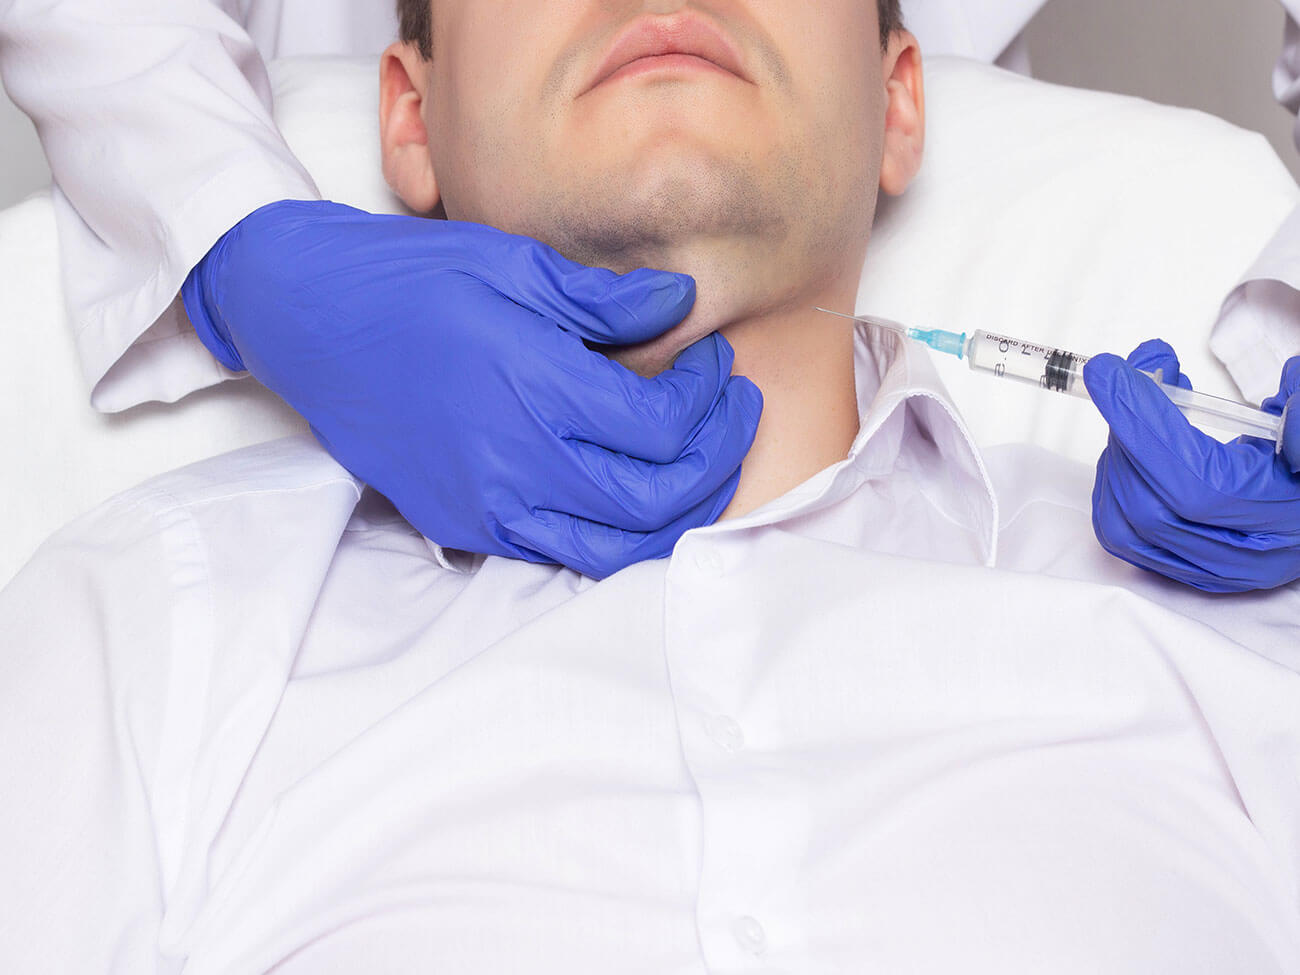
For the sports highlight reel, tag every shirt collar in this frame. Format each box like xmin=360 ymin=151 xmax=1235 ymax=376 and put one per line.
xmin=424 ymin=321 xmax=1001 ymax=573
xmin=691 ymin=321 xmax=1001 ymax=567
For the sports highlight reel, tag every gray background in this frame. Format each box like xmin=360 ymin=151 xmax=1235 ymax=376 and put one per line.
xmin=2 ymin=0 xmax=1299 ymax=208
xmin=1025 ymin=0 xmax=1300 ymax=181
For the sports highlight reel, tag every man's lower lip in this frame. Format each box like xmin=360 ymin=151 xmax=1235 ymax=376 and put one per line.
xmin=597 ymin=53 xmax=737 ymax=88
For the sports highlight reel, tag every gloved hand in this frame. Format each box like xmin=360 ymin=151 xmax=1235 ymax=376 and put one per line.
xmin=182 ymin=199 xmax=762 ymax=579
xmin=1083 ymin=339 xmax=1300 ymax=593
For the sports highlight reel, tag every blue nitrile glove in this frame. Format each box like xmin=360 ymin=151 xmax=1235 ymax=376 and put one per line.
xmin=182 ymin=199 xmax=762 ymax=579
xmin=1083 ymin=339 xmax=1300 ymax=593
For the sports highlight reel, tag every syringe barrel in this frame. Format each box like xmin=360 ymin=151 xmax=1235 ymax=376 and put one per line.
xmin=966 ymin=329 xmax=1284 ymax=444
xmin=966 ymin=330 xmax=1091 ymax=399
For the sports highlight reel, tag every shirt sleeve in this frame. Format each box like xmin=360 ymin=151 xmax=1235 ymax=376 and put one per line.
xmin=0 ymin=0 xmax=321 ymax=413
xmin=1209 ymin=6 xmax=1300 ymax=405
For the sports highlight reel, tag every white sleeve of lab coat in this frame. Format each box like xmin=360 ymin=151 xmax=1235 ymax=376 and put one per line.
xmin=899 ymin=0 xmax=1046 ymax=64
xmin=1210 ymin=3 xmax=1300 ymax=404
xmin=0 ymin=0 xmax=321 ymax=413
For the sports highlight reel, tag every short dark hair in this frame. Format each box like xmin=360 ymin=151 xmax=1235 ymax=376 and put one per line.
xmin=396 ymin=2 xmax=905 ymax=60
xmin=878 ymin=0 xmax=904 ymax=47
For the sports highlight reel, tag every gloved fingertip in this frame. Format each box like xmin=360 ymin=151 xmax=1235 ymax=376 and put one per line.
xmin=1127 ymin=338 xmax=1177 ymax=367
xmin=1125 ymin=338 xmax=1187 ymax=388
xmin=729 ymin=375 xmax=764 ymax=428
xmin=1281 ymin=356 xmax=1300 ymax=397
xmin=604 ymin=269 xmax=696 ymax=337
xmin=1259 ymin=358 xmax=1300 ymax=418
xmin=1083 ymin=352 xmax=1201 ymax=455
xmin=709 ymin=326 xmax=737 ymax=360
xmin=662 ymin=333 xmax=732 ymax=397
xmin=1282 ymin=394 xmax=1300 ymax=475
xmin=704 ymin=330 xmax=735 ymax=375
xmin=1081 ymin=352 xmax=1127 ymax=403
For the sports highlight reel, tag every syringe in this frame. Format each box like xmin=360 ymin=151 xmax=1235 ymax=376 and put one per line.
xmin=815 ymin=308 xmax=1287 ymax=446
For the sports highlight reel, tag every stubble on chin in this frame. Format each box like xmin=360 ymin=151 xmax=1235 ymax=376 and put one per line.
xmin=507 ymin=158 xmax=793 ymax=375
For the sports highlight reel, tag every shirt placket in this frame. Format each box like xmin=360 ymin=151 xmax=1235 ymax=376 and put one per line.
xmin=663 ymin=529 xmax=803 ymax=975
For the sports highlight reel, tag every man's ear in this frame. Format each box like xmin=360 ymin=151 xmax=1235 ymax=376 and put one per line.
xmin=380 ymin=42 xmax=441 ymax=214
xmin=878 ymin=32 xmax=925 ymax=197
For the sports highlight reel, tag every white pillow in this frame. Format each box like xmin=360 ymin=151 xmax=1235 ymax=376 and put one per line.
xmin=1 ymin=55 xmax=1296 ymax=587
xmin=270 ymin=56 xmax=412 ymax=218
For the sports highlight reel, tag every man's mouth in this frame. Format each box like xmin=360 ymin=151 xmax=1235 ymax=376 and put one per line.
xmin=582 ymin=11 xmax=750 ymax=96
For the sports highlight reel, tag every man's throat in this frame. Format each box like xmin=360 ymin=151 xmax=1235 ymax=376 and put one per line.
xmin=716 ymin=314 xmax=861 ymax=521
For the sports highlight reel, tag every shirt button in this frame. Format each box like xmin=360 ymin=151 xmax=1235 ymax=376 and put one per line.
xmin=705 ymin=715 xmax=746 ymax=752
xmin=732 ymin=915 xmax=768 ymax=956
xmin=693 ymin=548 xmax=725 ymax=577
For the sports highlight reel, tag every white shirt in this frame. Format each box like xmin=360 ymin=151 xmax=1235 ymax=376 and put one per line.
xmin=3 ymin=325 xmax=1299 ymax=974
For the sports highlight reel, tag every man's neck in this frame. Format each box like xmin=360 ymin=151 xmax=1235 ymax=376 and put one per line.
xmin=715 ymin=296 xmax=861 ymax=520
xmin=609 ymin=277 xmax=865 ymax=523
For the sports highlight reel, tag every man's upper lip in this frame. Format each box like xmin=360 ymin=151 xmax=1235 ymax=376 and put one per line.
xmin=583 ymin=13 xmax=749 ymax=94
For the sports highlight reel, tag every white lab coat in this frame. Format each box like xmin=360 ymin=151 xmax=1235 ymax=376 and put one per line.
xmin=0 ymin=0 xmax=398 ymax=411
xmin=0 ymin=0 xmax=1296 ymax=410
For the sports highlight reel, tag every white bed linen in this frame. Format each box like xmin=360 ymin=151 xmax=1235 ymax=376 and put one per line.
xmin=3 ymin=326 xmax=1297 ymax=974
